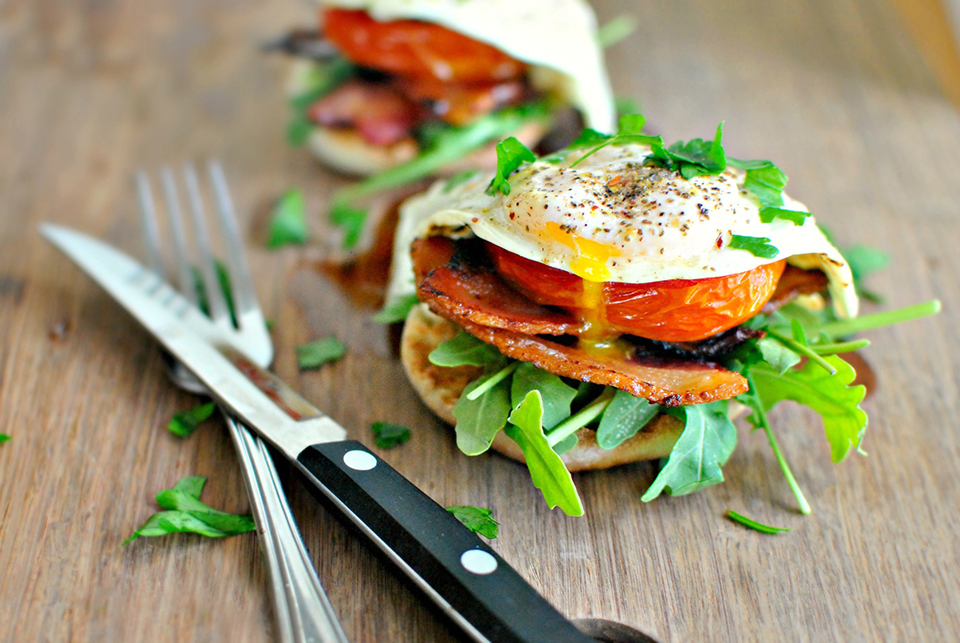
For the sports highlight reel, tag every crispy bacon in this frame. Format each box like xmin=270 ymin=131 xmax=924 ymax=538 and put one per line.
xmin=308 ymin=79 xmax=422 ymax=146
xmin=413 ymin=237 xmax=749 ymax=405
xmin=413 ymin=238 xmax=581 ymax=336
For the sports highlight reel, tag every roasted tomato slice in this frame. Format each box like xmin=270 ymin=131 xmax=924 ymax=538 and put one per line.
xmin=487 ymin=243 xmax=787 ymax=342
xmin=323 ymin=9 xmax=526 ymax=84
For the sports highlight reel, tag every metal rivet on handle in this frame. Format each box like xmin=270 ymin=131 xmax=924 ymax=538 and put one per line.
xmin=343 ymin=450 xmax=377 ymax=471
xmin=460 ymin=549 xmax=497 ymax=575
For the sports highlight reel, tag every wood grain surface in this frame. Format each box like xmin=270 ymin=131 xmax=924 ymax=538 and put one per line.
xmin=1 ymin=0 xmax=958 ymax=641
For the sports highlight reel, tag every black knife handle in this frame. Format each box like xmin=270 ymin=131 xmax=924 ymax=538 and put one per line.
xmin=295 ymin=440 xmax=592 ymax=643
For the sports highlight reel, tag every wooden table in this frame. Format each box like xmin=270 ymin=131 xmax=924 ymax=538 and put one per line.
xmin=2 ymin=0 xmax=958 ymax=641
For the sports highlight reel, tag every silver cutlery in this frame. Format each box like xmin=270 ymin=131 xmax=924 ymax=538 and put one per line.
xmin=134 ymin=162 xmax=348 ymax=643
xmin=41 ymin=222 xmax=595 ymax=643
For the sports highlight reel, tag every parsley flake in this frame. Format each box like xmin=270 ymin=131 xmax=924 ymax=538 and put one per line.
xmin=168 ymin=401 xmax=217 ymax=438
xmin=0 ymin=434 xmax=9 ymax=444
xmin=123 ymin=476 xmax=256 ymax=544
xmin=728 ymin=510 xmax=790 ymax=534
xmin=296 ymin=336 xmax=347 ymax=370
xmin=371 ymin=422 xmax=411 ymax=449
xmin=267 ymin=190 xmax=309 ymax=248
xmin=729 ymin=234 xmax=779 ymax=259
xmin=486 ymin=137 xmax=536 ymax=196
xmin=447 ymin=505 xmax=500 ymax=538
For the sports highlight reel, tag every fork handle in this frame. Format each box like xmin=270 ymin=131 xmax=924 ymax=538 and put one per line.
xmin=227 ymin=417 xmax=348 ymax=643
xmin=295 ymin=440 xmax=592 ymax=643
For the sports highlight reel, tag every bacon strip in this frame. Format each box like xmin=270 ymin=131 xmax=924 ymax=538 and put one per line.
xmin=413 ymin=238 xmax=581 ymax=336
xmin=309 ymin=79 xmax=422 ymax=146
xmin=413 ymin=237 xmax=748 ymax=405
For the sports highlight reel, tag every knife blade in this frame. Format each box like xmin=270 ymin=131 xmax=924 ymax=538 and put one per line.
xmin=40 ymin=224 xmax=594 ymax=643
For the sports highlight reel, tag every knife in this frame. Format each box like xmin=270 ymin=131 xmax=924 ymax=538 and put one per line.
xmin=41 ymin=224 xmax=594 ymax=643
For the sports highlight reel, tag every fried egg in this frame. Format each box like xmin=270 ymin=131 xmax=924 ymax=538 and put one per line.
xmin=387 ymin=142 xmax=859 ymax=320
xmin=319 ymin=0 xmax=616 ymax=133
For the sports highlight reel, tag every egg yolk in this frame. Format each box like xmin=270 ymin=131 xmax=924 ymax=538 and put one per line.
xmin=323 ymin=9 xmax=527 ymax=84
xmin=487 ymin=243 xmax=786 ymax=343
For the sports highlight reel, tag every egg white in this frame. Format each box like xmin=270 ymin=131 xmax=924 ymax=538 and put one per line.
xmin=319 ymin=0 xmax=616 ymax=134
xmin=387 ymin=143 xmax=858 ymax=320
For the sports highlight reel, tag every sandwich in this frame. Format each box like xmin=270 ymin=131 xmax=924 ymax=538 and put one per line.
xmin=384 ymin=115 xmax=940 ymax=516
xmin=277 ymin=0 xmax=616 ymax=247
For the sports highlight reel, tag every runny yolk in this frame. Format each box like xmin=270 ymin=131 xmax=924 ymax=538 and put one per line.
xmin=543 ymin=222 xmax=621 ymax=344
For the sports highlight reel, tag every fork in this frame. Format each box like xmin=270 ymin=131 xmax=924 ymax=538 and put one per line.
xmin=135 ymin=162 xmax=348 ymax=643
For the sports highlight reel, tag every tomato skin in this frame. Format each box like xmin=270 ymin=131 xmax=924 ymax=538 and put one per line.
xmin=487 ymin=243 xmax=786 ymax=342
xmin=324 ymin=9 xmax=526 ymax=84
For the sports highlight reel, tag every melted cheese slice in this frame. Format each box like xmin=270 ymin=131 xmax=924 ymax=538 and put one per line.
xmin=387 ymin=143 xmax=859 ymax=320
xmin=320 ymin=0 xmax=616 ymax=133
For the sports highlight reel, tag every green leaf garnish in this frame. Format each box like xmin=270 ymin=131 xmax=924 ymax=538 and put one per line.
xmin=287 ymin=114 xmax=313 ymax=147
xmin=756 ymin=336 xmax=801 ymax=375
xmin=510 ymin=363 xmax=577 ymax=431
xmin=330 ymin=200 xmax=368 ymax=250
xmin=373 ymin=294 xmax=420 ymax=324
xmin=296 ymin=336 xmax=347 ymax=370
xmin=759 ymin=207 xmax=810 ymax=226
xmin=332 ymin=100 xmax=551 ymax=248
xmin=453 ymin=376 xmax=512 ymax=456
xmin=727 ymin=510 xmax=790 ymax=534
xmin=731 ymin=160 xmax=788 ymax=208
xmin=749 ymin=355 xmax=867 ymax=463
xmin=123 ymin=476 xmax=256 ymax=544
xmin=595 ymin=389 xmax=660 ymax=449
xmin=817 ymin=299 xmax=941 ymax=339
xmin=447 ymin=505 xmax=500 ymax=538
xmin=641 ymin=401 xmax=737 ymax=502
xmin=505 ymin=391 xmax=583 ymax=516
xmin=844 ymin=244 xmax=889 ymax=302
xmin=571 ymin=114 xmax=661 ymax=167
xmin=192 ymin=259 xmax=237 ymax=327
xmin=371 ymin=422 xmax=411 ymax=449
xmin=429 ymin=331 xmax=503 ymax=368
xmin=168 ymin=401 xmax=217 ymax=438
xmin=728 ymin=234 xmax=779 ymax=259
xmin=486 ymin=136 xmax=537 ymax=196
xmin=0 ymin=434 xmax=10 ymax=444
xmin=267 ymin=190 xmax=309 ymax=248
xmin=287 ymin=57 xmax=355 ymax=147
xmin=647 ymin=121 xmax=726 ymax=179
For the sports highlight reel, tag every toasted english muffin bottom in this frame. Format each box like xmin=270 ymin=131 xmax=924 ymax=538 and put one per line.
xmin=400 ymin=304 xmax=686 ymax=471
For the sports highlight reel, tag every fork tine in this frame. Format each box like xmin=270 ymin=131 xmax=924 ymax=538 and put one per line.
xmin=161 ymin=167 xmax=197 ymax=306
xmin=134 ymin=172 xmax=165 ymax=278
xmin=208 ymin=160 xmax=258 ymax=320
xmin=182 ymin=163 xmax=231 ymax=327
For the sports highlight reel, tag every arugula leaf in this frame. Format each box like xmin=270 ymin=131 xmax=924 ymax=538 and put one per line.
xmin=297 ymin=336 xmax=347 ymax=370
xmin=568 ymin=128 xmax=611 ymax=150
xmin=641 ymin=401 xmax=737 ymax=502
xmin=727 ymin=510 xmax=790 ymax=534
xmin=0 ymin=434 xmax=9 ymax=444
xmin=371 ymin=422 xmax=411 ymax=449
xmin=373 ymin=294 xmax=420 ymax=324
xmin=729 ymin=234 xmax=779 ymax=259
xmin=572 ymin=114 xmax=661 ymax=167
xmin=447 ymin=505 xmax=499 ymax=538
xmin=267 ymin=190 xmax=309 ymax=248
xmin=756 ymin=336 xmax=801 ymax=375
xmin=331 ymin=100 xmax=551 ymax=247
xmin=844 ymin=244 xmax=889 ymax=302
xmin=505 ymin=391 xmax=584 ymax=516
xmin=647 ymin=122 xmax=726 ymax=179
xmin=816 ymin=300 xmax=940 ymax=339
xmin=329 ymin=201 xmax=368 ymax=250
xmin=749 ymin=355 xmax=867 ymax=462
xmin=124 ymin=476 xmax=256 ymax=544
xmin=759 ymin=206 xmax=810 ymax=226
xmin=168 ymin=401 xmax=217 ymax=438
xmin=595 ymin=389 xmax=660 ymax=449
xmin=510 ymin=362 xmax=577 ymax=431
xmin=453 ymin=376 xmax=511 ymax=455
xmin=486 ymin=136 xmax=537 ymax=196
xmin=429 ymin=331 xmax=503 ymax=368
